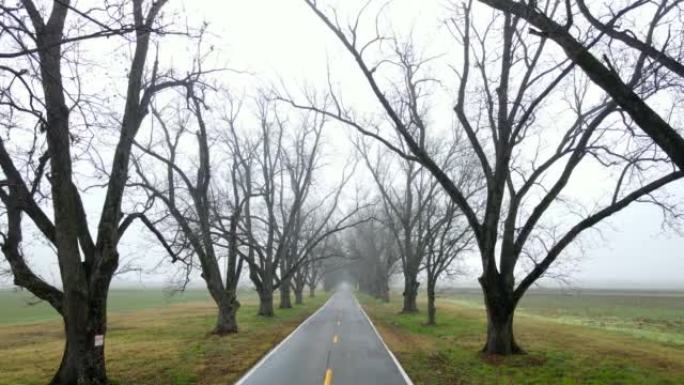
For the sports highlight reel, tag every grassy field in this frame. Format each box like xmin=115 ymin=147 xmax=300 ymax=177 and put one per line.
xmin=360 ymin=289 xmax=684 ymax=385
xmin=0 ymin=288 xmax=212 ymax=325
xmin=0 ymin=288 xmax=328 ymax=385
xmin=446 ymin=288 xmax=684 ymax=347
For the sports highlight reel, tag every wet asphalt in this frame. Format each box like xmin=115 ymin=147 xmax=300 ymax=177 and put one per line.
xmin=235 ymin=289 xmax=412 ymax=385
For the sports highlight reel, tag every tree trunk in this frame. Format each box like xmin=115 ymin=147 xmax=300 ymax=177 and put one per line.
xmin=482 ymin=304 xmax=521 ymax=355
xmin=279 ymin=280 xmax=292 ymax=309
xmin=379 ymin=278 xmax=390 ymax=303
xmin=294 ymin=289 xmax=304 ymax=305
xmin=308 ymin=285 xmax=316 ymax=298
xmin=206 ymin=276 xmax=240 ymax=335
xmin=426 ymin=282 xmax=436 ymax=325
xmin=213 ymin=295 xmax=240 ymax=335
xmin=258 ymin=290 xmax=275 ymax=317
xmin=50 ymin=293 xmax=108 ymax=385
xmin=480 ymin=277 xmax=524 ymax=355
xmin=401 ymin=274 xmax=419 ymax=313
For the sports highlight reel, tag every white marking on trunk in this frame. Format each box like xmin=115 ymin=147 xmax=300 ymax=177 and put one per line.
xmin=94 ymin=334 xmax=104 ymax=347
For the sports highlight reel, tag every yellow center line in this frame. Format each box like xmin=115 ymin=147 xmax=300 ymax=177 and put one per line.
xmin=333 ymin=335 xmax=339 ymax=344
xmin=323 ymin=368 xmax=333 ymax=385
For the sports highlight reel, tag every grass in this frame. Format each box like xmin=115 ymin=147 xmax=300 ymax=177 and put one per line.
xmin=445 ymin=288 xmax=684 ymax=347
xmin=360 ymin=290 xmax=684 ymax=385
xmin=0 ymin=289 xmax=328 ymax=385
xmin=0 ymin=288 xmax=212 ymax=325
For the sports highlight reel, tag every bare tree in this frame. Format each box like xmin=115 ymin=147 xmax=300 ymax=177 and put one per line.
xmin=130 ymin=84 xmax=247 ymax=335
xmin=356 ymin=134 xmax=474 ymax=320
xmin=346 ymin=205 xmax=401 ymax=302
xmin=298 ymin=0 xmax=683 ymax=356
xmin=0 ymin=1 xmax=198 ymax=383
xmin=291 ymin=258 xmax=308 ymax=304
xmin=239 ymin=99 xmax=359 ymax=316
xmin=423 ymin=200 xmax=472 ymax=325
xmin=306 ymin=260 xmax=322 ymax=297
xmin=476 ymin=0 xmax=684 ymax=170
xmin=290 ymin=216 xmax=340 ymax=304
xmin=355 ymin=138 xmax=443 ymax=313
xmin=303 ymin=234 xmax=340 ymax=298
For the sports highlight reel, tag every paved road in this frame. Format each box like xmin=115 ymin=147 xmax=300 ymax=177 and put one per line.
xmin=235 ymin=289 xmax=413 ymax=385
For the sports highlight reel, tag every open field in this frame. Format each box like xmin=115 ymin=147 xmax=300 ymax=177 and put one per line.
xmin=0 ymin=288 xmax=212 ymax=325
xmin=3 ymin=288 xmax=682 ymax=385
xmin=0 ymin=288 xmax=328 ymax=385
xmin=444 ymin=288 xmax=684 ymax=347
xmin=360 ymin=289 xmax=684 ymax=385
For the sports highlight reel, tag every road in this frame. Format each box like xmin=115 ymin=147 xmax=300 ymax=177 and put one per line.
xmin=235 ymin=289 xmax=413 ymax=385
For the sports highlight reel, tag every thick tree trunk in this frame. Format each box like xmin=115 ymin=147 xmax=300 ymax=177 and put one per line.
xmin=50 ymin=293 xmax=108 ymax=385
xmin=206 ymin=276 xmax=240 ymax=335
xmin=482 ymin=304 xmax=522 ymax=355
xmin=426 ymin=282 xmax=436 ymax=325
xmin=401 ymin=274 xmax=419 ymax=313
xmin=258 ymin=290 xmax=275 ymax=317
xmin=479 ymin=277 xmax=524 ymax=355
xmin=213 ymin=295 xmax=240 ymax=335
xmin=294 ymin=289 xmax=304 ymax=305
xmin=308 ymin=285 xmax=316 ymax=298
xmin=279 ymin=280 xmax=292 ymax=309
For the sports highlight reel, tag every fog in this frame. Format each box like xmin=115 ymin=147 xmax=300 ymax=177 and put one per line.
xmin=1 ymin=0 xmax=683 ymax=291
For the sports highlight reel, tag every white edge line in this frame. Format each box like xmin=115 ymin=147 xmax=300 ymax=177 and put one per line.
xmin=353 ymin=295 xmax=415 ymax=385
xmin=233 ymin=293 xmax=335 ymax=385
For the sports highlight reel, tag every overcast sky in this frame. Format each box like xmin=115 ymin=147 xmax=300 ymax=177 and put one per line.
xmin=2 ymin=0 xmax=683 ymax=290
xmin=166 ymin=0 xmax=684 ymax=289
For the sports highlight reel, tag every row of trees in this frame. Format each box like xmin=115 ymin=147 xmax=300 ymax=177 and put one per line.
xmin=0 ymin=1 xmax=353 ymax=384
xmin=2 ymin=0 xmax=684 ymax=383
xmin=297 ymin=0 xmax=684 ymax=356
xmin=345 ymin=136 xmax=474 ymax=325
xmin=132 ymin=89 xmax=357 ymax=325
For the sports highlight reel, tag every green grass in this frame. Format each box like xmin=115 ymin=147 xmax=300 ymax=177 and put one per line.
xmin=443 ymin=288 xmax=684 ymax=346
xmin=360 ymin=290 xmax=684 ymax=385
xmin=0 ymin=289 xmax=329 ymax=385
xmin=0 ymin=288 xmax=212 ymax=325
